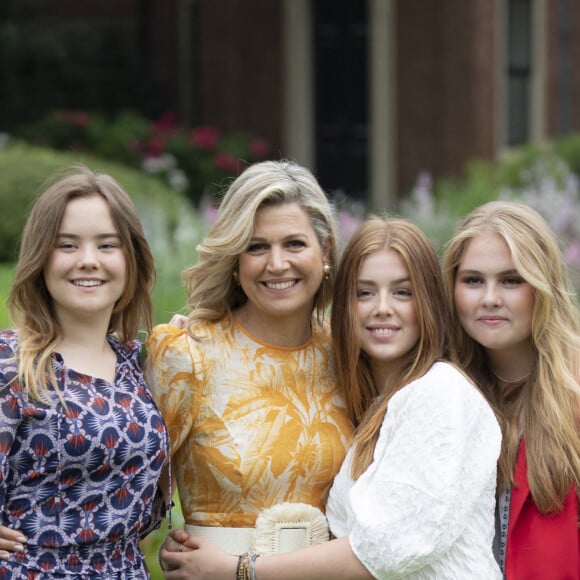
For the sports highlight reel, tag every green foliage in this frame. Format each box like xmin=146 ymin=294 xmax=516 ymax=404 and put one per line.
xmin=0 ymin=141 xmax=164 ymax=260
xmin=435 ymin=161 xmax=502 ymax=215
xmin=0 ymin=16 xmax=148 ymax=131
xmin=15 ymin=110 xmax=271 ymax=206
xmin=553 ymin=133 xmax=580 ymax=177
xmin=0 ymin=145 xmax=55 ymax=262
xmin=18 ymin=110 xmax=151 ymax=167
xmin=398 ymin=135 xmax=580 ymax=288
xmin=415 ymin=161 xmax=503 ymax=247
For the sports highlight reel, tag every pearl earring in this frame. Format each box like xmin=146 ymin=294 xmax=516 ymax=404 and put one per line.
xmin=322 ymin=262 xmax=331 ymax=281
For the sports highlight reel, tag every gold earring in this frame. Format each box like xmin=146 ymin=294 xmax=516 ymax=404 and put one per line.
xmin=232 ymin=270 xmax=239 ymax=282
xmin=323 ymin=262 xmax=331 ymax=281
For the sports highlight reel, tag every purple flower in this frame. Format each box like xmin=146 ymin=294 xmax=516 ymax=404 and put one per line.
xmin=564 ymin=240 xmax=580 ymax=268
xmin=338 ymin=210 xmax=363 ymax=242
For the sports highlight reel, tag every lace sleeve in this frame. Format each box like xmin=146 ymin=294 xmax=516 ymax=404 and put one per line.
xmin=348 ymin=364 xmax=501 ymax=577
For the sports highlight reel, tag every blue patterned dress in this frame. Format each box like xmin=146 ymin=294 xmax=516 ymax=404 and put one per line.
xmin=0 ymin=330 xmax=169 ymax=579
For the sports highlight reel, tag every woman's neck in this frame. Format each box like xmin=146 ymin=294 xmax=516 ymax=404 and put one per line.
xmin=234 ymin=304 xmax=313 ymax=347
xmin=56 ymin=316 xmax=117 ymax=381
xmin=486 ymin=347 xmax=533 ymax=385
xmin=57 ymin=332 xmax=117 ymax=383
xmin=371 ymin=359 xmax=406 ymax=397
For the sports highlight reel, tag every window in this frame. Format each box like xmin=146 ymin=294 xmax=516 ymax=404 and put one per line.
xmin=314 ymin=0 xmax=368 ymax=198
xmin=506 ymin=0 xmax=533 ymax=145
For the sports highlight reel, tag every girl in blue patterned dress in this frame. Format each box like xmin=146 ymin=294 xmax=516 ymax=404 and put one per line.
xmin=0 ymin=166 xmax=170 ymax=579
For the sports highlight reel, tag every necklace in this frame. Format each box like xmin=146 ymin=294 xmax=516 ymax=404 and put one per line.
xmin=491 ymin=369 xmax=530 ymax=383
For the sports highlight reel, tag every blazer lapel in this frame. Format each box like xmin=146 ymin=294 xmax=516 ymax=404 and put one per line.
xmin=508 ymin=438 xmax=530 ymax=530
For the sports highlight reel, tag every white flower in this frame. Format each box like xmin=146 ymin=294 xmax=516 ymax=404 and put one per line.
xmin=142 ymin=153 xmax=177 ymax=173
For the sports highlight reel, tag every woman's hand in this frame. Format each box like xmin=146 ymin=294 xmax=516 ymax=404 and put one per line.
xmin=158 ymin=528 xmax=194 ymax=572
xmin=162 ymin=528 xmax=192 ymax=555
xmin=0 ymin=526 xmax=26 ymax=559
xmin=160 ymin=533 xmax=237 ymax=579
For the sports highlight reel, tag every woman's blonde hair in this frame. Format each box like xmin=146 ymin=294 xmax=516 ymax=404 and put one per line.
xmin=183 ymin=160 xmax=337 ymax=331
xmin=442 ymin=200 xmax=580 ymax=513
xmin=332 ymin=215 xmax=450 ymax=478
xmin=7 ymin=164 xmax=155 ymax=403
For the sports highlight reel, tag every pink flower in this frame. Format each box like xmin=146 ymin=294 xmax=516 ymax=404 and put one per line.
xmin=153 ymin=111 xmax=179 ymax=133
xmin=57 ymin=110 xmax=90 ymax=127
xmin=214 ymin=152 xmax=240 ymax=174
xmin=249 ymin=138 xmax=269 ymax=159
xmin=191 ymin=126 xmax=219 ymax=150
xmin=146 ymin=135 xmax=166 ymax=158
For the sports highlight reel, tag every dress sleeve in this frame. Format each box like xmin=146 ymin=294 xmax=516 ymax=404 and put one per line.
xmin=0 ymin=338 xmax=22 ymax=513
xmin=145 ymin=324 xmax=198 ymax=455
xmin=348 ymin=364 xmax=501 ymax=577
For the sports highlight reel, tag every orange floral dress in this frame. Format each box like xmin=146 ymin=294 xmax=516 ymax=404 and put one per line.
xmin=146 ymin=319 xmax=353 ymax=527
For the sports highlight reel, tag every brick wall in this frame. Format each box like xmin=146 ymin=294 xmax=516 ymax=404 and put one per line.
xmin=396 ymin=0 xmax=498 ymax=194
xmin=197 ymin=0 xmax=283 ymax=152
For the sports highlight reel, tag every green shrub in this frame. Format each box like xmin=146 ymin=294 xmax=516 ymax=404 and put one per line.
xmin=0 ymin=15 xmax=148 ymax=131
xmin=395 ymin=152 xmax=525 ymax=255
xmin=15 ymin=109 xmax=272 ymax=206
xmin=398 ymin=136 xmax=580 ymax=288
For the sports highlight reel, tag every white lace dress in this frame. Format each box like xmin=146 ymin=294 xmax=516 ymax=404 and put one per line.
xmin=326 ymin=362 xmax=502 ymax=579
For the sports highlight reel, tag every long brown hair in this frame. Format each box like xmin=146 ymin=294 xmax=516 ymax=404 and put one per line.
xmin=332 ymin=216 xmax=450 ymax=478
xmin=443 ymin=200 xmax=580 ymax=514
xmin=8 ymin=164 xmax=155 ymax=403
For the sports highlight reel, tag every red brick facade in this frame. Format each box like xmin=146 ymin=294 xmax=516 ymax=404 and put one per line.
xmin=15 ymin=0 xmax=580 ymax=199
xmin=196 ymin=0 xmax=282 ymax=153
xmin=396 ymin=0 xmax=498 ymax=193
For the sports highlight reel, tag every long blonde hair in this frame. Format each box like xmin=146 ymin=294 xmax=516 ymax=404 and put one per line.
xmin=7 ymin=165 xmax=155 ymax=403
xmin=442 ymin=200 xmax=580 ymax=513
xmin=332 ymin=216 xmax=450 ymax=478
xmin=183 ymin=160 xmax=337 ymax=332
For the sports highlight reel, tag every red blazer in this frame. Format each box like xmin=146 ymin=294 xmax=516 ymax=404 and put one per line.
xmin=505 ymin=438 xmax=580 ymax=579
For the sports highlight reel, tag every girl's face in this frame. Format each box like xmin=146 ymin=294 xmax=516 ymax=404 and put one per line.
xmin=453 ymin=231 xmax=534 ymax=358
xmin=356 ymin=249 xmax=420 ymax=385
xmin=44 ymin=196 xmax=127 ymax=326
xmin=237 ymin=202 xmax=327 ymax=326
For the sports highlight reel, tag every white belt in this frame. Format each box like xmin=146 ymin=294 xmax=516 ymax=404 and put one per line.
xmin=185 ymin=503 xmax=330 ymax=556
xmin=185 ymin=524 xmax=255 ymax=555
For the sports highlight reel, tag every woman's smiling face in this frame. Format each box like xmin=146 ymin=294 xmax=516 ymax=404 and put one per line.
xmin=453 ymin=230 xmax=534 ymax=357
xmin=356 ymin=249 xmax=420 ymax=382
xmin=237 ymin=202 xmax=327 ymax=326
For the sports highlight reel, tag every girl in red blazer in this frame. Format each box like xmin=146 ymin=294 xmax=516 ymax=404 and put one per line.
xmin=443 ymin=200 xmax=580 ymax=579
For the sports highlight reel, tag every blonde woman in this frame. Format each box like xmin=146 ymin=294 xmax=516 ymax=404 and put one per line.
xmin=0 ymin=166 xmax=169 ymax=578
xmin=160 ymin=216 xmax=501 ymax=579
xmin=443 ymin=200 xmax=580 ymax=578
xmin=147 ymin=160 xmax=353 ymax=556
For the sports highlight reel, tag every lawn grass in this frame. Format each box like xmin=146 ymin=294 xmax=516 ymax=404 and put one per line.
xmin=0 ymin=263 xmax=13 ymax=329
